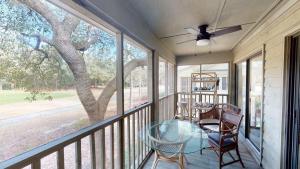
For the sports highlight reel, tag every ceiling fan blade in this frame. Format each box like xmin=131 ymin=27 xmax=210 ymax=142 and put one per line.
xmin=207 ymin=22 xmax=255 ymax=31
xmin=184 ymin=28 xmax=199 ymax=35
xmin=211 ymin=38 xmax=217 ymax=45
xmin=211 ymin=25 xmax=242 ymax=37
xmin=176 ymin=39 xmax=196 ymax=44
xmin=159 ymin=33 xmax=190 ymax=39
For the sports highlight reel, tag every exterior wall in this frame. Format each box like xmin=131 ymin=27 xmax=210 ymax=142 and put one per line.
xmin=176 ymin=51 xmax=233 ymax=66
xmin=233 ymin=1 xmax=300 ymax=168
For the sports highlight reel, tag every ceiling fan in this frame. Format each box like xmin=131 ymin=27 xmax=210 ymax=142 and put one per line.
xmin=159 ymin=23 xmax=253 ymax=46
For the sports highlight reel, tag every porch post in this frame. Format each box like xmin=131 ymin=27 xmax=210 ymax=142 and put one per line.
xmin=116 ymin=32 xmax=124 ymax=169
xmin=152 ymin=51 xmax=160 ymax=122
xmin=174 ymin=64 xmax=178 ymax=117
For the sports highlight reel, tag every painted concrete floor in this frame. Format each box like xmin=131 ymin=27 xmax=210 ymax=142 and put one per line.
xmin=143 ymin=140 xmax=262 ymax=169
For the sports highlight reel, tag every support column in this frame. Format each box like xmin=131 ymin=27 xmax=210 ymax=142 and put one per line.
xmin=152 ymin=51 xmax=160 ymax=122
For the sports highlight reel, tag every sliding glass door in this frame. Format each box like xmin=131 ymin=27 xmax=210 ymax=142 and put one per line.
xmin=249 ymin=55 xmax=263 ymax=150
xmin=236 ymin=54 xmax=263 ymax=153
xmin=236 ymin=62 xmax=247 ymax=135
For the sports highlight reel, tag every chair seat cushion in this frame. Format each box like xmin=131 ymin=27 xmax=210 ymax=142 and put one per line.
xmin=202 ymin=124 xmax=220 ymax=132
xmin=199 ymin=119 xmax=219 ymax=125
xmin=208 ymin=132 xmax=234 ymax=147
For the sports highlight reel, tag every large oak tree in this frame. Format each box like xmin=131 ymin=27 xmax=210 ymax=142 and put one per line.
xmin=14 ymin=0 xmax=147 ymax=121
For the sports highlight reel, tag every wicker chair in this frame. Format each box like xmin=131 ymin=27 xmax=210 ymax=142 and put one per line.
xmin=207 ymin=111 xmax=245 ymax=169
xmin=199 ymin=104 xmax=241 ymax=132
xmin=148 ymin=123 xmax=189 ymax=169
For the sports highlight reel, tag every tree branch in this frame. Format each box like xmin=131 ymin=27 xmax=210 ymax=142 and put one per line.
xmin=21 ymin=33 xmax=53 ymax=46
xmin=96 ymin=58 xmax=147 ymax=119
xmin=21 ymin=33 xmax=52 ymax=65
xmin=18 ymin=0 xmax=60 ymax=29
xmin=73 ymin=36 xmax=100 ymax=51
xmin=63 ymin=14 xmax=80 ymax=33
xmin=73 ymin=26 xmax=101 ymax=51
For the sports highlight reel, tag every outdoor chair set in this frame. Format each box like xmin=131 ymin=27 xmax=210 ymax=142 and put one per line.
xmin=147 ymin=103 xmax=244 ymax=169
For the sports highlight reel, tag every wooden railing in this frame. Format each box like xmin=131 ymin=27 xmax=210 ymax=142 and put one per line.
xmin=158 ymin=94 xmax=175 ymax=121
xmin=177 ymin=92 xmax=229 ymax=105
xmin=0 ymin=103 xmax=153 ymax=169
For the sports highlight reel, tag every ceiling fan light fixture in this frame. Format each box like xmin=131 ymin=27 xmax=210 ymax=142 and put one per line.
xmin=196 ymin=39 xmax=210 ymax=46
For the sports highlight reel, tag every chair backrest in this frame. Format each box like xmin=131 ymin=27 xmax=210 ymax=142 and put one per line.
xmin=221 ymin=112 xmax=244 ymax=134
xmin=222 ymin=104 xmax=241 ymax=115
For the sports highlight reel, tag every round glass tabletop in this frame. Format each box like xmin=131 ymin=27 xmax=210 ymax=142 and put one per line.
xmin=140 ymin=119 xmax=208 ymax=154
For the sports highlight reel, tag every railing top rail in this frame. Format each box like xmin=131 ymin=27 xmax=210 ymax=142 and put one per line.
xmin=176 ymin=92 xmax=228 ymax=96
xmin=0 ymin=102 xmax=152 ymax=169
xmin=159 ymin=94 xmax=175 ymax=101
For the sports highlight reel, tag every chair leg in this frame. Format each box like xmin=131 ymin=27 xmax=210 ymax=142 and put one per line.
xmin=179 ymin=154 xmax=185 ymax=169
xmin=184 ymin=155 xmax=190 ymax=165
xmin=219 ymin=152 xmax=223 ymax=169
xmin=236 ymin=146 xmax=245 ymax=168
xmin=151 ymin=152 xmax=159 ymax=169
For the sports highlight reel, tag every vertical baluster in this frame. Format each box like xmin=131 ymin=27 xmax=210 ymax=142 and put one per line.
xmin=132 ymin=114 xmax=136 ymax=169
xmin=221 ymin=95 xmax=223 ymax=104
xmin=99 ymin=129 xmax=105 ymax=169
xmin=31 ymin=160 xmax=41 ymax=169
xmin=118 ymin=120 xmax=124 ymax=169
xmin=140 ymin=110 xmax=144 ymax=160
xmin=162 ymin=99 xmax=164 ymax=121
xmin=75 ymin=140 xmax=82 ymax=169
xmin=137 ymin=110 xmax=140 ymax=165
xmin=165 ymin=98 xmax=167 ymax=120
xmin=199 ymin=93 xmax=202 ymax=103
xmin=148 ymin=106 xmax=151 ymax=151
xmin=168 ymin=96 xmax=171 ymax=119
xmin=145 ymin=106 xmax=149 ymax=153
xmin=110 ymin=124 xmax=115 ymax=169
xmin=143 ymin=108 xmax=146 ymax=158
xmin=127 ymin=116 xmax=131 ymax=168
xmin=164 ymin=98 xmax=166 ymax=120
xmin=140 ymin=110 xmax=145 ymax=161
xmin=159 ymin=101 xmax=162 ymax=121
xmin=166 ymin=98 xmax=168 ymax=120
xmin=90 ymin=133 xmax=96 ymax=169
xmin=57 ymin=148 xmax=65 ymax=169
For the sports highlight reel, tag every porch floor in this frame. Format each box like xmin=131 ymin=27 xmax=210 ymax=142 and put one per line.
xmin=143 ymin=139 xmax=262 ymax=169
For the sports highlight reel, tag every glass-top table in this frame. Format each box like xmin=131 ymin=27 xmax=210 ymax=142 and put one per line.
xmin=140 ymin=119 xmax=208 ymax=154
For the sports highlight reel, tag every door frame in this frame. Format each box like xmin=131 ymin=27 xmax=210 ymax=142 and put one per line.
xmin=281 ymin=35 xmax=300 ymax=169
xmin=234 ymin=46 xmax=265 ymax=165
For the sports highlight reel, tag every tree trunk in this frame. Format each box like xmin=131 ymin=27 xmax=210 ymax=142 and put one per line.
xmin=96 ymin=59 xmax=147 ymax=118
xmin=53 ymin=38 xmax=99 ymax=121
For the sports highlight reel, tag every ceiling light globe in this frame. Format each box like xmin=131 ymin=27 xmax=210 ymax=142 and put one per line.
xmin=196 ymin=39 xmax=210 ymax=46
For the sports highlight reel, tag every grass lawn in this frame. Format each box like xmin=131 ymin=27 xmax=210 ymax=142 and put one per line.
xmin=0 ymin=90 xmax=76 ymax=105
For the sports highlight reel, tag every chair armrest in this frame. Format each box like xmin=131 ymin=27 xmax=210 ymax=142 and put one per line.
xmin=219 ymin=126 xmax=237 ymax=133
xmin=221 ymin=132 xmax=238 ymax=139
